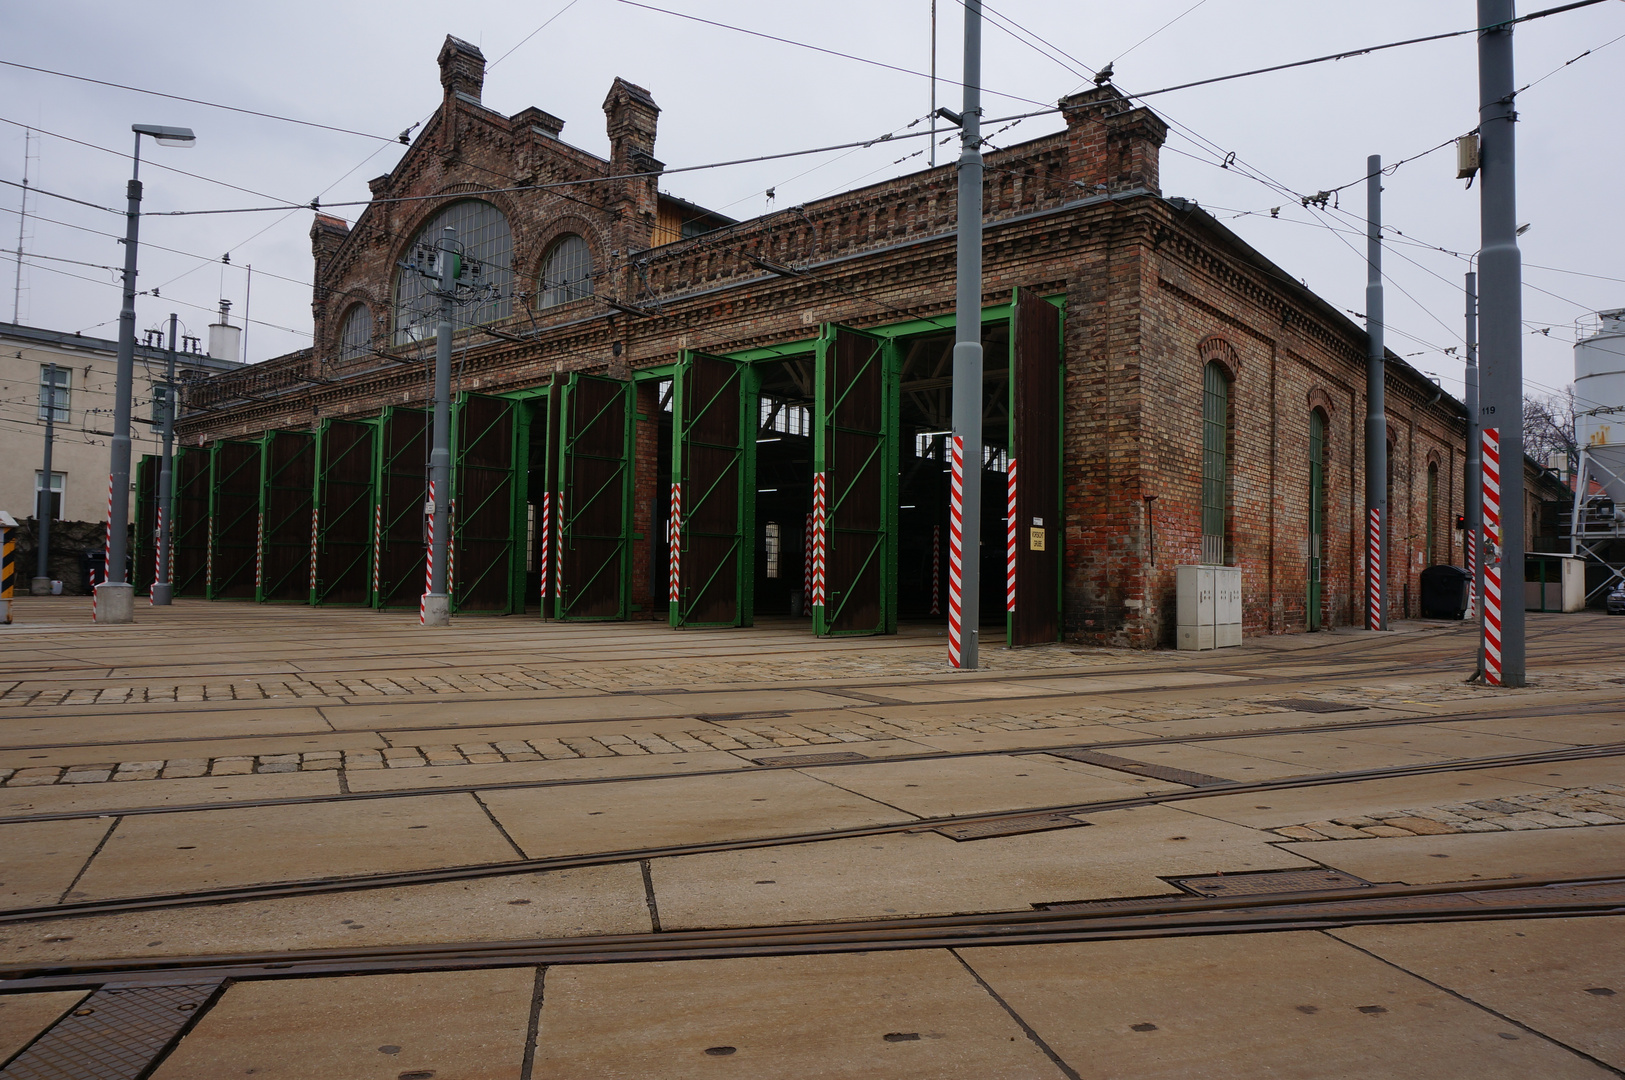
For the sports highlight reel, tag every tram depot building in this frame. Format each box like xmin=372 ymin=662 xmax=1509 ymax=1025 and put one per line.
xmin=158 ymin=36 xmax=1563 ymax=649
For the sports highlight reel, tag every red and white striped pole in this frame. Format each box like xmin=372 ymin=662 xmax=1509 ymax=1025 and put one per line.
xmin=308 ymin=506 xmax=319 ymax=600
xmin=1366 ymin=508 xmax=1383 ymax=630
xmin=1005 ymin=456 xmax=1017 ymax=614
xmin=254 ymin=511 xmax=264 ymax=596
xmin=150 ymin=505 xmax=163 ymax=605
xmin=370 ymin=502 xmax=382 ymax=603
xmin=419 ymin=479 xmax=435 ymax=625
xmin=810 ymin=472 xmax=827 ymax=621
xmin=1464 ymin=511 xmax=1478 ymax=620
xmin=803 ymin=512 xmax=814 ymax=617
xmin=947 ymin=436 xmax=966 ymax=667
xmin=667 ymin=482 xmax=682 ymax=609
xmin=1481 ymin=427 xmax=1503 ymax=685
xmin=93 ymin=474 xmax=113 ymax=620
xmin=537 ymin=491 xmax=551 ymax=614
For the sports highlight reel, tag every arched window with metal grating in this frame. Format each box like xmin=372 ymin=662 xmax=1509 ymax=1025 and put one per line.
xmin=1201 ymin=360 xmax=1232 ymax=566
xmin=339 ymin=303 xmax=372 ymax=362
xmin=392 ymin=199 xmax=513 ymax=344
xmin=538 ymin=234 xmax=593 ymax=309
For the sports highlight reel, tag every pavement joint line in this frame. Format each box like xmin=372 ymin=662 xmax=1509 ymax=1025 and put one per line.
xmin=3 ymin=745 xmax=1621 ymax=925
xmin=949 ymin=947 xmax=1085 ymax=1080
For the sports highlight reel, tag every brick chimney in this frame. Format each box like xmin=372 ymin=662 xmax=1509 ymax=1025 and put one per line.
xmin=438 ymin=35 xmax=486 ymax=103
xmin=310 ymin=214 xmax=351 ymax=333
xmin=602 ymin=77 xmax=662 ymax=267
xmin=1060 ymin=85 xmax=1168 ymax=196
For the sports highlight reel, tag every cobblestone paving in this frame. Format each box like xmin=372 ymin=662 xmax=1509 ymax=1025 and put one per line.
xmin=0 ymin=642 xmax=1151 ymax=707
xmin=1268 ymin=784 xmax=1625 ymax=841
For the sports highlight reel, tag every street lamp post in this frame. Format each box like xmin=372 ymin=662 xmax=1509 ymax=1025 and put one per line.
xmin=97 ymin=123 xmax=194 ymax=624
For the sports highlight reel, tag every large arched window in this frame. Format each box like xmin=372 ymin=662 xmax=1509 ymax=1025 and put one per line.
xmin=339 ymin=303 xmax=371 ymax=362
xmin=538 ymin=234 xmax=593 ymax=308
xmin=1201 ymin=360 xmax=1232 ymax=565
xmin=393 ymin=199 xmax=513 ymax=344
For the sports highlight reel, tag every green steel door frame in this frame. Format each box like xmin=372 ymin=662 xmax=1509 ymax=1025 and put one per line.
xmin=670 ymin=350 xmax=756 ymax=628
xmin=373 ymin=407 xmax=429 ymax=610
xmin=207 ymin=439 xmax=262 ymax=601
xmin=556 ymin=373 xmax=634 ymax=621
xmin=257 ymin=430 xmax=316 ymax=604
xmin=451 ymin=392 xmax=523 ymax=614
xmin=1309 ymin=408 xmax=1326 ymax=630
xmin=134 ymin=454 xmax=157 ymax=594
xmin=813 ymin=323 xmax=898 ymax=637
xmin=312 ymin=417 xmax=378 ymax=606
xmin=172 ymin=446 xmax=211 ymax=598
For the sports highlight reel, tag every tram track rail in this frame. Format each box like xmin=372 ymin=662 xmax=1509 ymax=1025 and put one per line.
xmin=2 ymin=874 xmax=1620 ymax=992
xmin=3 ymin=736 xmax=1620 ymax=928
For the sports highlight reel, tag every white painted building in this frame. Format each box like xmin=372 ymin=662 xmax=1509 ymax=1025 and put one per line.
xmin=1 ymin=321 xmax=241 ymax=523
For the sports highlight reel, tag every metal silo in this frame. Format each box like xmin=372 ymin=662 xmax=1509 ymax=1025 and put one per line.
xmin=1569 ymin=309 xmax=1625 ymax=602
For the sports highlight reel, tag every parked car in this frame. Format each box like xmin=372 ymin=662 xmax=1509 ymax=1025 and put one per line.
xmin=1609 ymin=583 xmax=1625 ymax=615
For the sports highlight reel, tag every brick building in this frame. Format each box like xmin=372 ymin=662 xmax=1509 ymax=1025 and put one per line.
xmin=171 ymin=35 xmax=1561 ymax=645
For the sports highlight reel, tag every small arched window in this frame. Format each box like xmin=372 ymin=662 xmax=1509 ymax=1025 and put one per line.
xmin=539 ymin=235 xmax=593 ymax=308
xmin=1201 ymin=360 xmax=1232 ymax=565
xmin=1426 ymin=461 xmax=1439 ymax=563
xmin=339 ymin=303 xmax=371 ymax=362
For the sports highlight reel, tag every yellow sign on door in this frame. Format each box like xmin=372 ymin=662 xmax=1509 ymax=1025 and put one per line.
xmin=1029 ymin=527 xmax=1045 ymax=551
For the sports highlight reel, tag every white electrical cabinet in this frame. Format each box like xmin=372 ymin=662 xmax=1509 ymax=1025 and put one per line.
xmin=1178 ymin=565 xmax=1241 ymax=650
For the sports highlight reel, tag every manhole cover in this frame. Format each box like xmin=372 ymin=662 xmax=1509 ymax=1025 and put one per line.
xmin=935 ymin=813 xmax=1089 ymax=841
xmin=1262 ymin=699 xmax=1368 ymax=714
xmin=750 ymin=751 xmax=869 ymax=767
xmin=1047 ymin=749 xmax=1232 ymax=787
xmin=1171 ymin=869 xmax=1372 ymax=897
xmin=0 ymin=982 xmax=221 ymax=1080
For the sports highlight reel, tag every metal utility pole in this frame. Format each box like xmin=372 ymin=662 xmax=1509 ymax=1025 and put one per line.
xmin=422 ymin=226 xmax=456 ymax=627
xmin=100 ymin=134 xmax=146 ymax=623
xmin=1477 ymin=0 xmax=1525 ymax=686
xmin=151 ymin=313 xmax=178 ymax=605
xmin=30 ymin=362 xmax=57 ymax=593
xmin=1463 ymin=272 xmax=1481 ymax=630
xmin=947 ymin=0 xmax=984 ymax=668
xmin=929 ymin=0 xmax=938 ymax=169
xmin=1364 ymin=154 xmax=1388 ymax=631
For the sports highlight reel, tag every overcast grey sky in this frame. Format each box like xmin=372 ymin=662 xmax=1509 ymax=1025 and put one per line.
xmin=2 ymin=0 xmax=1621 ymax=404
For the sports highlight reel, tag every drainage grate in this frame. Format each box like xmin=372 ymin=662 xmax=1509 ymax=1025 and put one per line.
xmin=1170 ymin=869 xmax=1373 ymax=897
xmin=1046 ymin=749 xmax=1233 ymax=788
xmin=0 ymin=982 xmax=220 ymax=1080
xmin=1262 ymin=699 xmax=1368 ymax=714
xmin=935 ymin=813 xmax=1089 ymax=841
xmin=750 ymin=751 xmax=869 ymax=767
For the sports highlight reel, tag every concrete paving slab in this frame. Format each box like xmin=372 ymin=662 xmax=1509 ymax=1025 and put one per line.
xmin=907 ymin=725 xmax=1127 ymax=753
xmin=68 ymin=793 xmax=519 ymax=901
xmin=0 ymin=818 xmax=111 ymax=909
xmin=0 ymin=990 xmax=89 ymax=1063
xmin=531 ymin=949 xmax=1065 ymax=1080
xmin=650 ymin=804 xmax=1313 ymax=928
xmin=1332 ymin=917 xmax=1625 ymax=1069
xmin=0 ymin=708 xmax=331 ymax=748
xmin=1277 ymin=824 xmax=1625 ymax=885
xmin=1096 ymin=742 xmax=1313 ymax=781
xmin=8 ymin=864 xmax=650 ymax=962
xmin=1329 ymin=723 xmax=1582 ymax=758
xmin=646 ymin=689 xmax=861 ymax=712
xmin=380 ymin=718 xmax=716 ymax=746
xmin=344 ymin=750 xmax=744 ymax=793
xmin=800 ymin=754 xmax=1168 ymax=817
xmin=1180 ymin=772 xmax=1566 ymax=829
xmin=482 ymin=770 xmax=913 ymax=858
xmin=150 ymin=968 xmax=535 ymax=1080
xmin=1116 ymin=708 xmax=1415 ymax=739
xmin=737 ymin=738 xmax=937 ymax=762
xmin=960 ymin=931 xmax=1612 ymax=1079
xmin=1200 ymin=731 xmax=1448 ymax=772
xmin=1479 ymin=758 xmax=1625 ymax=790
xmin=1458 ymin=716 xmax=1625 ymax=746
xmin=0 ymin=731 xmax=383 ymax=771
xmin=0 ymin=770 xmax=341 ymax=817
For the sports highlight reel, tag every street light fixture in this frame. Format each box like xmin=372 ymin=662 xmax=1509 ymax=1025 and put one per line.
xmin=96 ymin=122 xmax=196 ymax=624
